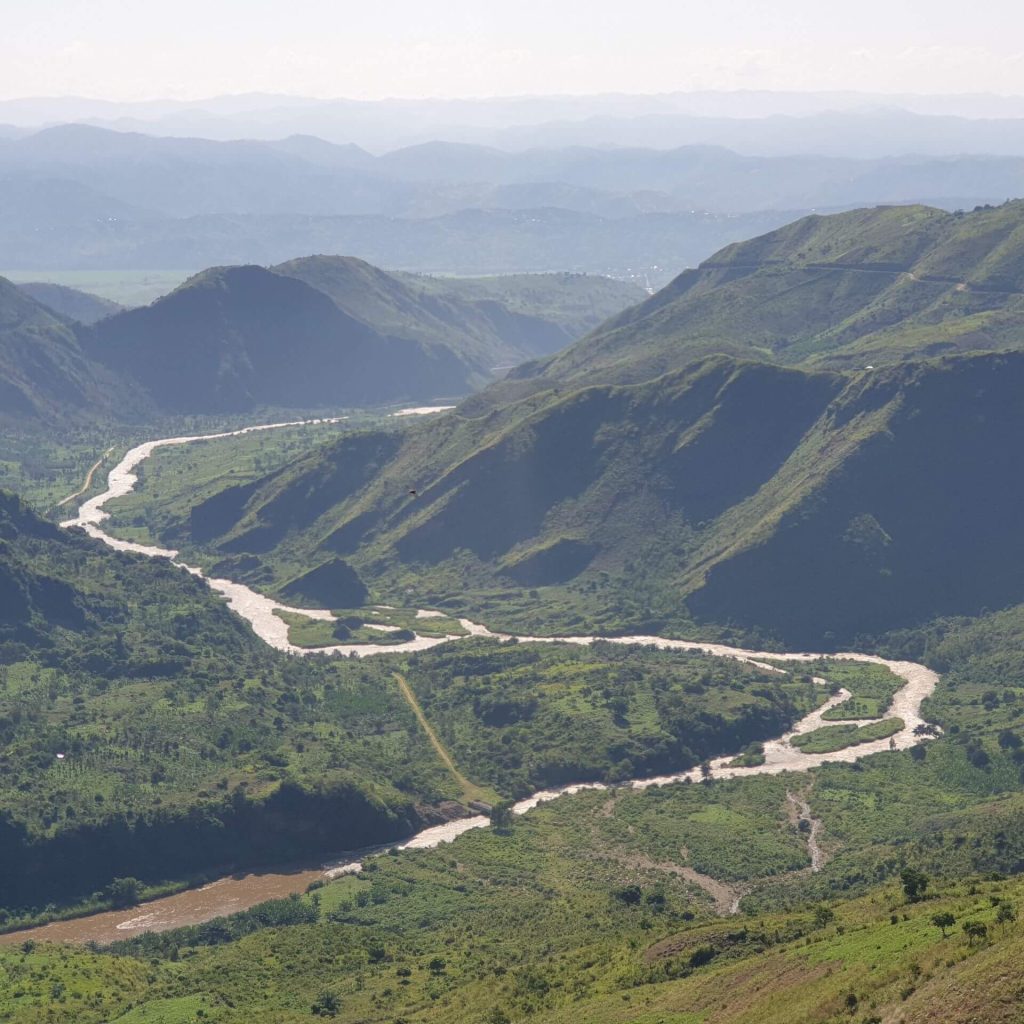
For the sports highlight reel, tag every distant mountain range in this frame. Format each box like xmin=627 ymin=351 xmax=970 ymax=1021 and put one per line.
xmin=0 ymin=258 xmax=641 ymax=422
xmin=8 ymin=90 xmax=1024 ymax=152
xmin=2 ymin=124 xmax=1022 ymax=274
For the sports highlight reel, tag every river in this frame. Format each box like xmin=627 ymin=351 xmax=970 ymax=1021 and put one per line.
xmin=5 ymin=416 xmax=938 ymax=946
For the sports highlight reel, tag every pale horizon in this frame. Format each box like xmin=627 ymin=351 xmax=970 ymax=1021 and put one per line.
xmin=4 ymin=0 xmax=1024 ymax=103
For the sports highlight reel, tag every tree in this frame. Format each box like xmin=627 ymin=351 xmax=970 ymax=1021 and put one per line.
xmin=931 ymin=911 xmax=956 ymax=937
xmin=428 ymin=957 xmax=447 ymax=974
xmin=311 ymin=990 xmax=340 ymax=1017
xmin=699 ymin=761 xmax=712 ymax=783
xmin=814 ymin=904 xmax=835 ymax=929
xmin=489 ymin=799 xmax=515 ymax=834
xmin=107 ymin=876 xmax=142 ymax=908
xmin=963 ymin=920 xmax=988 ymax=945
xmin=996 ymin=903 xmax=1017 ymax=929
xmin=900 ymin=868 xmax=929 ymax=903
xmin=615 ymin=884 xmax=643 ymax=906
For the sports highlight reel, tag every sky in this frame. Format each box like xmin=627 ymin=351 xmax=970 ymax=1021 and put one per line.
xmin=4 ymin=0 xmax=1024 ymax=101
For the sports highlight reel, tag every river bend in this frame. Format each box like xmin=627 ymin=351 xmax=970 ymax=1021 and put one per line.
xmin=26 ymin=416 xmax=940 ymax=945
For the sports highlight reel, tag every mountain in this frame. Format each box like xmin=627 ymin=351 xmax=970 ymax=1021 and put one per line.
xmin=273 ymin=255 xmax=643 ymax=369
xmin=508 ymin=201 xmax=1024 ymax=396
xmin=4 ymin=125 xmax=1023 ymax=220
xmin=0 ymin=255 xmax=640 ymax=423
xmin=169 ymin=349 xmax=1024 ymax=648
xmin=0 ymin=203 xmax=797 ymax=285
xmin=4 ymin=122 xmax=1024 ymax=276
xmin=15 ymin=281 xmax=123 ymax=324
xmin=10 ymin=90 xmax=1024 ymax=152
xmin=79 ymin=264 xmax=474 ymax=414
xmin=0 ymin=275 xmax=134 ymax=422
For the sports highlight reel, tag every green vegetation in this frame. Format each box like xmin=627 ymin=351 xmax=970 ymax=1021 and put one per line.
xmin=271 ymin=607 xmax=468 ymax=648
xmin=0 ymin=489 xmax=460 ymax=915
xmin=276 ymin=257 xmax=643 ymax=375
xmin=790 ymin=660 xmax=903 ymax=721
xmin=0 ymin=276 xmax=136 ymax=426
xmin=131 ymin=346 xmax=1024 ymax=649
xmin=791 ymin=718 xmax=904 ymax=754
xmin=525 ymin=201 xmax=1024 ymax=391
xmin=405 ymin=639 xmax=823 ymax=795
xmin=729 ymin=741 xmax=766 ymax=767
xmin=5 ymin=781 xmax=1024 ymax=1023
xmin=273 ymin=609 xmax=414 ymax=647
xmin=11 ymin=204 xmax=1024 ymax=1020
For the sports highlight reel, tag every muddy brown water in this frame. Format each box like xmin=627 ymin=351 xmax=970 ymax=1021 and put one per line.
xmin=0 ymin=866 xmax=324 ymax=947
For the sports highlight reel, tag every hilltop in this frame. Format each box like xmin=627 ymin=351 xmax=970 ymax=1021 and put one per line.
xmin=271 ymin=255 xmax=643 ymax=372
xmin=0 ymin=258 xmax=639 ymax=425
xmin=78 ymin=264 xmax=474 ymax=414
xmin=508 ymin=201 xmax=1024 ymax=395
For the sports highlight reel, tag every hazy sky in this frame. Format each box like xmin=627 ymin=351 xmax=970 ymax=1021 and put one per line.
xmin=4 ymin=0 xmax=1024 ymax=101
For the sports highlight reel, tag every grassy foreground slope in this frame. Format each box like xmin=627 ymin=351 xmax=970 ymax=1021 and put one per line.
xmin=145 ymin=349 xmax=1024 ymax=646
xmin=7 ymin=766 xmax=1024 ymax=1023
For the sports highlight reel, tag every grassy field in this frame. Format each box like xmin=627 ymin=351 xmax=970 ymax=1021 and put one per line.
xmin=274 ymin=607 xmax=468 ymax=648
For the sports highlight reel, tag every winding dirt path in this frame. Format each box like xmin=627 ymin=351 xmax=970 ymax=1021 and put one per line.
xmin=53 ymin=446 xmax=114 ymax=509
xmin=393 ymin=673 xmax=489 ymax=804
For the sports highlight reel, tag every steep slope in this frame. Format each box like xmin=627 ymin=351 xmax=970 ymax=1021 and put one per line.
xmin=0 ymin=275 xmax=136 ymax=423
xmin=684 ymin=352 xmax=1024 ymax=644
xmin=16 ymin=281 xmax=123 ymax=324
xmin=167 ymin=357 xmax=840 ymax=621
xmin=79 ymin=265 xmax=474 ymax=414
xmin=273 ymin=255 xmax=643 ymax=371
xmin=513 ymin=201 xmax=1024 ymax=393
xmin=166 ymin=351 xmax=1024 ymax=647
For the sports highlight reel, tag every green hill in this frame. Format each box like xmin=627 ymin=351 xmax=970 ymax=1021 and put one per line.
xmin=0 ymin=275 xmax=135 ymax=423
xmin=507 ymin=201 xmax=1024 ymax=396
xmin=79 ymin=264 xmax=474 ymax=414
xmin=149 ymin=350 xmax=1024 ymax=646
xmin=0 ymin=489 xmax=464 ymax=912
xmin=274 ymin=256 xmax=642 ymax=376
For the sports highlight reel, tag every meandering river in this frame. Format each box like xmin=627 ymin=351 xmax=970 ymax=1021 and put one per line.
xmin=7 ymin=416 xmax=938 ymax=946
